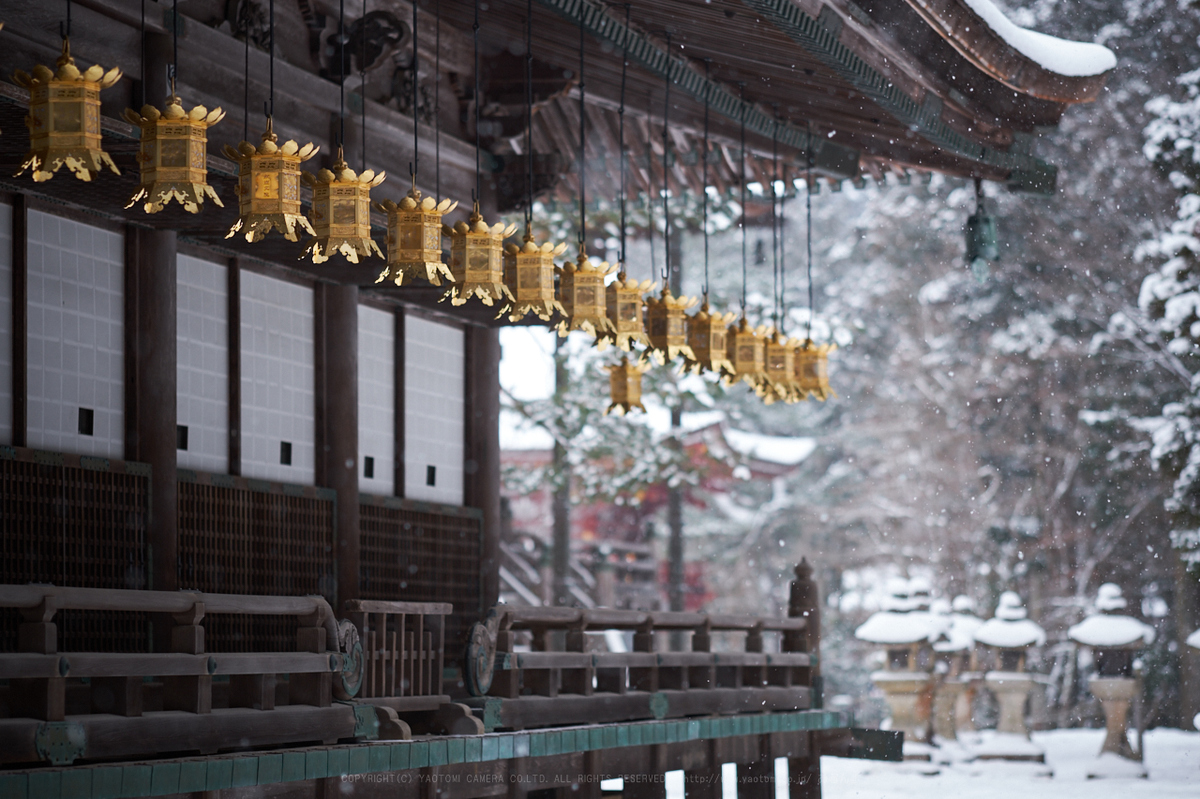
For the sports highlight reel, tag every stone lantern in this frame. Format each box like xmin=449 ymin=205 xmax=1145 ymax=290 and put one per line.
xmin=1068 ymin=583 xmax=1155 ymax=777
xmin=971 ymin=592 xmax=1047 ymax=762
xmin=929 ymin=597 xmax=981 ymax=743
xmin=855 ymin=579 xmax=939 ymax=758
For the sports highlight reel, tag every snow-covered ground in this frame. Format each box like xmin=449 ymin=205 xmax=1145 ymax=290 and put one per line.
xmin=821 ymin=728 xmax=1199 ymax=799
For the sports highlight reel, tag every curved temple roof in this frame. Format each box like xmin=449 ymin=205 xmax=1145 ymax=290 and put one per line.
xmin=905 ymin=0 xmax=1115 ymax=101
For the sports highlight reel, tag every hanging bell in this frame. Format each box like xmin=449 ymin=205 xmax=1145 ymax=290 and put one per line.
xmin=376 ymin=182 xmax=457 ymax=285
xmin=795 ymin=339 xmax=837 ymax=401
xmin=504 ymin=226 xmax=568 ymax=322
xmin=645 ymin=289 xmax=698 ymax=365
xmin=725 ymin=316 xmax=767 ymax=388
xmin=442 ymin=205 xmax=515 ymax=305
xmin=601 ymin=271 xmax=656 ymax=352
xmin=124 ymin=89 xmax=225 ymax=214
xmin=683 ymin=301 xmax=736 ymax=377
xmin=14 ymin=38 xmax=121 ymax=182
xmin=762 ymin=330 xmax=799 ymax=404
xmin=606 ymin=356 xmax=649 ymax=416
xmin=558 ymin=246 xmax=618 ymax=340
xmin=302 ymin=145 xmax=385 ymax=264
xmin=223 ymin=117 xmax=319 ymax=242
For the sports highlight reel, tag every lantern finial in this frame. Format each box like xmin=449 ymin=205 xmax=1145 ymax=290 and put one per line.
xmin=375 ymin=182 xmax=457 ymax=284
xmin=124 ymin=91 xmax=225 ymax=214
xmin=224 ymin=117 xmax=320 ymax=243
xmin=302 ymin=145 xmax=386 ymax=264
xmin=442 ymin=202 xmax=516 ymax=304
xmin=14 ymin=37 xmax=122 ymax=183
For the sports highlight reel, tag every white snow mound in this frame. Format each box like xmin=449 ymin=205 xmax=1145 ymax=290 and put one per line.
xmin=961 ymin=0 xmax=1117 ymax=77
xmin=974 ymin=617 xmax=1046 ymax=648
xmin=1186 ymin=627 xmax=1200 ymax=649
xmin=1068 ymin=614 xmax=1155 ymax=647
xmin=856 ymin=610 xmax=943 ymax=644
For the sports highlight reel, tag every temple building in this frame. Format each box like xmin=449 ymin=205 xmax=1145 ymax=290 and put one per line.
xmin=0 ymin=1 xmax=1112 ymax=798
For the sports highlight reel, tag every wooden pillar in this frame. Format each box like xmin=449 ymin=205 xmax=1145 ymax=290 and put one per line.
xmin=125 ymin=227 xmax=178 ymax=594
xmin=10 ymin=194 xmax=26 ymax=446
xmin=315 ymin=284 xmax=360 ymax=612
xmin=226 ymin=259 xmax=241 ymax=475
xmin=393 ymin=307 xmax=406 ymax=496
xmin=464 ymin=323 xmax=501 ymax=612
xmin=788 ymin=559 xmax=822 ymax=799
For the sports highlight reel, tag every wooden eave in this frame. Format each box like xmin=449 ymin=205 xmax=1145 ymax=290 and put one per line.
xmin=900 ymin=0 xmax=1111 ymax=103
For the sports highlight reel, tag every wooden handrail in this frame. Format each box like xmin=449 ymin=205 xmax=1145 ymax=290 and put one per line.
xmin=497 ymin=606 xmax=805 ymax=635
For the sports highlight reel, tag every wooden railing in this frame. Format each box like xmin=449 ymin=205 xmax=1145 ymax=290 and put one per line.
xmin=464 ymin=603 xmax=815 ymax=730
xmin=0 ymin=584 xmax=376 ymax=765
xmin=343 ymin=599 xmax=449 ymax=708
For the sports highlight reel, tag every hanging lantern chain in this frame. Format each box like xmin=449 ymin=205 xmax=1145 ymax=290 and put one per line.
xmin=242 ymin=9 xmax=249 ymax=140
xmin=771 ymin=114 xmax=779 ymax=332
xmin=805 ymin=124 xmax=814 ymax=341
xmin=646 ymin=90 xmax=655 ymax=275
xmin=171 ymin=0 xmax=178 ymax=94
xmin=779 ymin=161 xmax=787 ymax=335
xmin=473 ymin=0 xmax=482 ymax=208
xmin=661 ymin=33 xmax=672 ymax=286
xmin=739 ymin=82 xmax=747 ymax=317
xmin=618 ymin=4 xmax=630 ymax=266
xmin=577 ymin=10 xmax=587 ymax=248
xmin=524 ymin=0 xmax=534 ymax=231
xmin=701 ymin=57 xmax=710 ymax=300
xmin=62 ymin=0 xmax=72 ymax=39
xmin=361 ymin=0 xmax=367 ymax=172
xmin=267 ymin=0 xmax=275 ymax=120
xmin=410 ymin=0 xmax=419 ymax=180
xmin=337 ymin=0 xmax=345 ymax=146
xmin=435 ymin=0 xmax=441 ymax=195
xmin=141 ymin=0 xmax=147 ymax=107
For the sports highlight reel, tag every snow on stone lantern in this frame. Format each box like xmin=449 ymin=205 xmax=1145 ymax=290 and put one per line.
xmin=1189 ymin=627 xmax=1200 ymax=732
xmin=855 ymin=578 xmax=941 ymax=757
xmin=929 ymin=597 xmax=982 ymax=743
xmin=1068 ymin=583 xmax=1155 ymax=777
xmin=971 ymin=592 xmax=1047 ymax=762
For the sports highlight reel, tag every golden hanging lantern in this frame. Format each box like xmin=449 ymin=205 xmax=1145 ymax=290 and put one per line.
xmin=442 ymin=206 xmax=515 ymax=304
xmin=504 ymin=226 xmax=568 ymax=322
xmin=683 ymin=301 xmax=736 ymax=377
xmin=606 ymin=356 xmax=650 ymax=416
xmin=124 ymin=91 xmax=225 ymax=214
xmin=645 ymin=289 xmax=699 ymax=365
xmin=795 ymin=339 xmax=837 ymax=401
xmin=558 ymin=247 xmax=618 ymax=339
xmin=375 ymin=182 xmax=456 ymax=284
xmin=724 ymin=316 xmax=767 ymax=388
xmin=601 ymin=271 xmax=656 ymax=352
xmin=13 ymin=38 xmax=121 ymax=183
xmin=301 ymin=145 xmax=385 ymax=264
xmin=761 ymin=330 xmax=800 ymax=405
xmin=223 ymin=117 xmax=319 ymax=243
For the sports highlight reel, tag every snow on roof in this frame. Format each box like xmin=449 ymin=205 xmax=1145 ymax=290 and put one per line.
xmin=974 ymin=617 xmax=1046 ymax=649
xmin=961 ymin=0 xmax=1116 ymax=78
xmin=1067 ymin=614 xmax=1156 ymax=648
xmin=855 ymin=610 xmax=945 ymax=645
xmin=1188 ymin=628 xmax=1200 ymax=650
xmin=722 ymin=428 xmax=817 ymax=466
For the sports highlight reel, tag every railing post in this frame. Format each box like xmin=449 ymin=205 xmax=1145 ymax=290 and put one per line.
xmin=492 ymin=613 xmax=520 ymax=698
xmin=691 ymin=619 xmax=714 ymax=689
xmin=11 ymin=595 xmax=65 ymax=721
xmin=787 ymin=559 xmax=822 ymax=799
xmin=163 ymin=600 xmax=211 ymax=713
xmin=562 ymin=620 xmax=595 ymax=695
xmin=630 ymin=619 xmax=658 ymax=692
xmin=291 ymin=604 xmax=333 ymax=707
